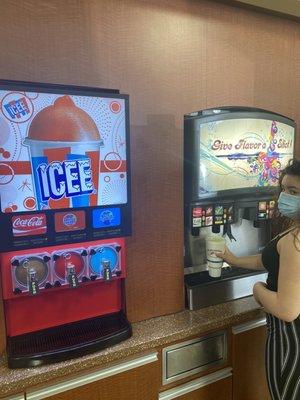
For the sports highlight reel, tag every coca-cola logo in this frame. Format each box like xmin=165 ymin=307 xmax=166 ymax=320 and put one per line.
xmin=193 ymin=208 xmax=202 ymax=217
xmin=13 ymin=216 xmax=44 ymax=228
xmin=12 ymin=214 xmax=47 ymax=237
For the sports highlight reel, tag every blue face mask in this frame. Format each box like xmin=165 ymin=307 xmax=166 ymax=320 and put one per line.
xmin=277 ymin=192 xmax=300 ymax=219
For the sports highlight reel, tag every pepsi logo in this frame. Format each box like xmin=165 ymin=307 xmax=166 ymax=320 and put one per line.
xmin=63 ymin=213 xmax=77 ymax=227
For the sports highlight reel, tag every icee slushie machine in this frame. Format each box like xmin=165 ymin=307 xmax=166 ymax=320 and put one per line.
xmin=0 ymin=79 xmax=132 ymax=368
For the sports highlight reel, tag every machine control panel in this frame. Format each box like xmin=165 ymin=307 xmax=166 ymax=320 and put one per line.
xmin=192 ymin=203 xmax=234 ymax=228
xmin=257 ymin=200 xmax=276 ymax=220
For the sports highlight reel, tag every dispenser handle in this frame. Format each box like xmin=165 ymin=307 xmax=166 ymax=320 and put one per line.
xmin=66 ymin=263 xmax=79 ymax=288
xmin=26 ymin=265 xmax=39 ymax=295
xmin=102 ymin=260 xmax=112 ymax=281
xmin=223 ymin=223 xmax=236 ymax=242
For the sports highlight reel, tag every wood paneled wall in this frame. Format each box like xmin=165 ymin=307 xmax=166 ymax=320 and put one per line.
xmin=0 ymin=0 xmax=300 ymax=353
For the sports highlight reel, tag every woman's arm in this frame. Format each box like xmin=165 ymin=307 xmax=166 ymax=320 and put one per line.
xmin=253 ymin=232 xmax=300 ymax=322
xmin=215 ymin=248 xmax=264 ymax=270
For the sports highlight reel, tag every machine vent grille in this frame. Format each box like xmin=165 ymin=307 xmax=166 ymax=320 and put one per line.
xmin=7 ymin=311 xmax=132 ymax=368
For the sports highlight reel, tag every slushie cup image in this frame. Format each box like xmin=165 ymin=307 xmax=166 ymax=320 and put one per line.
xmin=24 ymin=96 xmax=103 ymax=210
xmin=205 ymin=235 xmax=226 ymax=278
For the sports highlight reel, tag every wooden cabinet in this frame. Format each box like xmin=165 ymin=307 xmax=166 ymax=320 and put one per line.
xmin=158 ymin=316 xmax=269 ymax=400
xmin=25 ymin=353 xmax=159 ymax=400
xmin=174 ymin=378 xmax=232 ymax=400
xmin=161 ymin=331 xmax=228 ymax=386
xmin=1 ymin=395 xmax=25 ymax=400
xmin=159 ymin=369 xmax=232 ymax=400
xmin=159 ymin=329 xmax=231 ymax=400
xmin=232 ymin=317 xmax=271 ymax=400
xmin=3 ymin=315 xmax=271 ymax=400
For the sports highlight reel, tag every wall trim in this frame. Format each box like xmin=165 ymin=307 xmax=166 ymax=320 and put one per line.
xmin=26 ymin=352 xmax=158 ymax=400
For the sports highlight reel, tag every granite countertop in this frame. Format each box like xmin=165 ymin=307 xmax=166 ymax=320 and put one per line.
xmin=0 ymin=296 xmax=265 ymax=398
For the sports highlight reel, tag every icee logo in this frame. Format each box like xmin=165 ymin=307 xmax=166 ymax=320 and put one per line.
xmin=37 ymin=159 xmax=94 ymax=201
xmin=1 ymin=92 xmax=34 ymax=123
xmin=4 ymin=97 xmax=30 ymax=119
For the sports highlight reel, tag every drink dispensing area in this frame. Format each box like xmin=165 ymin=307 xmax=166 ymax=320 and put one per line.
xmin=184 ymin=107 xmax=295 ymax=309
xmin=1 ymin=3 xmax=300 ymax=399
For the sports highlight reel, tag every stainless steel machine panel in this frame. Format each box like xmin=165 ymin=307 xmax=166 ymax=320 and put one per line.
xmin=186 ymin=272 xmax=267 ymax=310
xmin=162 ymin=331 xmax=227 ymax=384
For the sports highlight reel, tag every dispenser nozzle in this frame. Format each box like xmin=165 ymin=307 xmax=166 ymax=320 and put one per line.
xmin=212 ymin=225 xmax=221 ymax=234
xmin=253 ymin=220 xmax=260 ymax=228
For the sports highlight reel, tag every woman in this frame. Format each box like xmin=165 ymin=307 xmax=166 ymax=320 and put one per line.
xmin=215 ymin=159 xmax=300 ymax=400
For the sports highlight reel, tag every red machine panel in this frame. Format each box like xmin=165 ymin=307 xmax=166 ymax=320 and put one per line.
xmin=0 ymin=238 xmax=125 ymax=336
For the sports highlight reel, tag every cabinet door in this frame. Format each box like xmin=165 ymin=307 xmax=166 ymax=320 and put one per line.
xmin=0 ymin=395 xmax=25 ymax=400
xmin=159 ymin=369 xmax=232 ymax=400
xmin=172 ymin=377 xmax=232 ymax=400
xmin=232 ymin=318 xmax=270 ymax=400
xmin=26 ymin=353 xmax=159 ymax=400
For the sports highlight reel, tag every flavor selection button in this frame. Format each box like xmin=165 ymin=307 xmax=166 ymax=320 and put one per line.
xmin=92 ymin=208 xmax=121 ymax=228
xmin=54 ymin=210 xmax=86 ymax=233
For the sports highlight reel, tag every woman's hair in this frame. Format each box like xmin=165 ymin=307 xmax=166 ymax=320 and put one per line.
xmin=271 ymin=158 xmax=300 ymax=249
xmin=278 ymin=158 xmax=300 ymax=187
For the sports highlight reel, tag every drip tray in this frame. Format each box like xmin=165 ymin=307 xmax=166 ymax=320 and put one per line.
xmin=185 ymin=267 xmax=260 ymax=286
xmin=185 ymin=269 xmax=267 ymax=310
xmin=7 ymin=311 xmax=132 ymax=368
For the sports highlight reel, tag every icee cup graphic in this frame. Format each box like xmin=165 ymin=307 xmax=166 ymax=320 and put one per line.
xmin=24 ymin=96 xmax=104 ymax=210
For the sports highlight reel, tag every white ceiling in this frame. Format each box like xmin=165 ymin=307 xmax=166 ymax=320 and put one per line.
xmin=235 ymin=0 xmax=300 ymax=18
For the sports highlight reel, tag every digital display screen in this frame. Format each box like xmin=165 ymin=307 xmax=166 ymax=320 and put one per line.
xmin=199 ymin=118 xmax=294 ymax=195
xmin=0 ymin=89 xmax=129 ymax=213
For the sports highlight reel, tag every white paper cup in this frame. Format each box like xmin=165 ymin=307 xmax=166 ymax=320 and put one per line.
xmin=206 ymin=235 xmax=226 ymax=278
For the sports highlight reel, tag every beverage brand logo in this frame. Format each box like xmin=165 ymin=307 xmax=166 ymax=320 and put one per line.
xmin=100 ymin=210 xmax=114 ymax=225
xmin=1 ymin=92 xmax=34 ymax=123
xmin=12 ymin=214 xmax=47 ymax=237
xmin=54 ymin=210 xmax=86 ymax=233
xmin=37 ymin=159 xmax=94 ymax=202
xmin=63 ymin=213 xmax=77 ymax=227
xmin=92 ymin=208 xmax=121 ymax=228
xmin=193 ymin=207 xmax=202 ymax=217
xmin=4 ymin=97 xmax=30 ymax=119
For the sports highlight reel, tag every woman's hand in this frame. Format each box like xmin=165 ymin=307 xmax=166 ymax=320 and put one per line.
xmin=253 ymin=281 xmax=267 ymax=306
xmin=213 ymin=246 xmax=238 ymax=266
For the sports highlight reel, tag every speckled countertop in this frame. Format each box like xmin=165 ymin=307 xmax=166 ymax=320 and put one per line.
xmin=0 ymin=296 xmax=265 ymax=398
